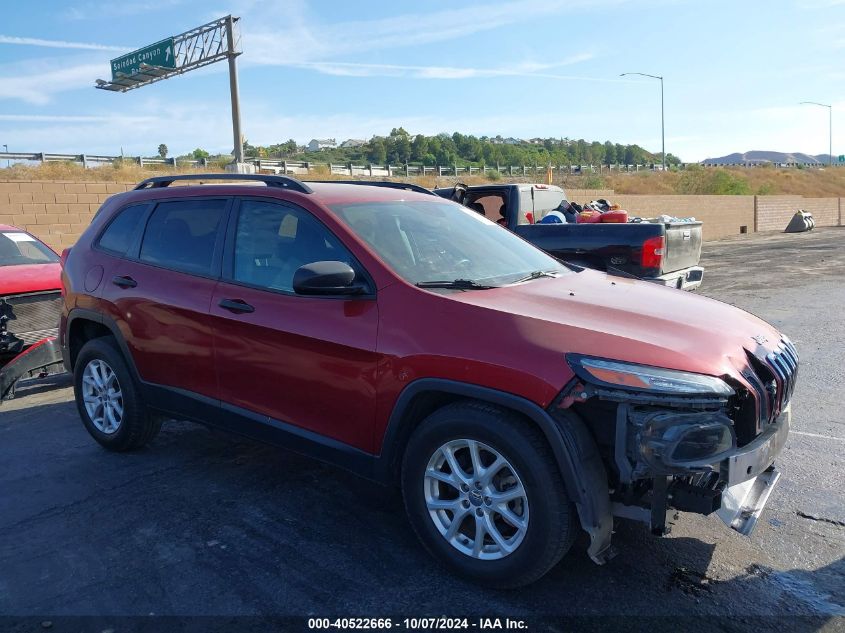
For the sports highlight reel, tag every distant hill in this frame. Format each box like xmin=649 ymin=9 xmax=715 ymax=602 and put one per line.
xmin=702 ymin=151 xmax=835 ymax=165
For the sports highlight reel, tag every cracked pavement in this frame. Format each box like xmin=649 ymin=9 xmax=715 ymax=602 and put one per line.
xmin=0 ymin=228 xmax=843 ymax=623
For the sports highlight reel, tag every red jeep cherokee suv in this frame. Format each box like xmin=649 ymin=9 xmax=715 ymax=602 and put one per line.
xmin=60 ymin=174 xmax=797 ymax=587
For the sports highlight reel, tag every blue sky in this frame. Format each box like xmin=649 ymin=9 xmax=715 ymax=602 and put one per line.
xmin=0 ymin=0 xmax=843 ymax=161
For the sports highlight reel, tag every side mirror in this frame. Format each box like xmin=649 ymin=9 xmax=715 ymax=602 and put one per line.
xmin=293 ymin=261 xmax=366 ymax=296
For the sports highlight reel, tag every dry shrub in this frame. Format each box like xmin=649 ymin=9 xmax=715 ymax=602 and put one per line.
xmin=2 ymin=161 xmax=843 ymax=197
xmin=0 ymin=160 xmax=223 ymax=182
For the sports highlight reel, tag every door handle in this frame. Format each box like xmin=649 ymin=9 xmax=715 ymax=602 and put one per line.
xmin=112 ymin=275 xmax=137 ymax=289
xmin=218 ymin=298 xmax=255 ymax=314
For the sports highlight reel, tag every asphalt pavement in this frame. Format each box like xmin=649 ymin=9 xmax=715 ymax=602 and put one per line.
xmin=1 ymin=228 xmax=843 ymax=628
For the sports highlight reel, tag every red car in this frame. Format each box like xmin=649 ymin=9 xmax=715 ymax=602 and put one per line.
xmin=60 ymin=175 xmax=796 ymax=587
xmin=0 ymin=225 xmax=65 ymax=398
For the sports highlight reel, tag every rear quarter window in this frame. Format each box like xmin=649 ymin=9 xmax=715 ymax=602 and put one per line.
xmin=97 ymin=204 xmax=147 ymax=255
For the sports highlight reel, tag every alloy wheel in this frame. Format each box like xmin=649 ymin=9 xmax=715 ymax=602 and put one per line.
xmin=81 ymin=359 xmax=124 ymax=434
xmin=423 ymin=438 xmax=530 ymax=560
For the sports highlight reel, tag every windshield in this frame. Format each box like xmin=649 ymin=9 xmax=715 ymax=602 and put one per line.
xmin=331 ymin=200 xmax=567 ymax=286
xmin=0 ymin=231 xmax=59 ymax=266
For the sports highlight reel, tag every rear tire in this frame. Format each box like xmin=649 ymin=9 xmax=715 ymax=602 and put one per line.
xmin=401 ymin=400 xmax=578 ymax=588
xmin=73 ymin=337 xmax=161 ymax=451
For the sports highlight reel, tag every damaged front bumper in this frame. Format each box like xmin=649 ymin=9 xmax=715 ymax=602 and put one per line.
xmin=0 ymin=336 xmax=64 ymax=400
xmin=612 ymin=405 xmax=790 ymax=537
xmin=715 ymin=404 xmax=789 ymax=535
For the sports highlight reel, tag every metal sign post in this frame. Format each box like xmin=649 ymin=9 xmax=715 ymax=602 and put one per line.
xmin=225 ymin=16 xmax=244 ymax=164
xmin=95 ymin=16 xmax=247 ymax=171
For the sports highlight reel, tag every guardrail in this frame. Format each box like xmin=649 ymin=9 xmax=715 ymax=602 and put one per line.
xmin=0 ymin=152 xmax=663 ymax=176
xmin=0 ymin=152 xmax=209 ymax=168
xmin=0 ymin=152 xmax=839 ymax=174
xmin=249 ymin=159 xmax=661 ymax=176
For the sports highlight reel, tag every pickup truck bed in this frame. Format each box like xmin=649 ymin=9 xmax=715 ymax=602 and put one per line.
xmin=514 ymin=220 xmax=704 ymax=289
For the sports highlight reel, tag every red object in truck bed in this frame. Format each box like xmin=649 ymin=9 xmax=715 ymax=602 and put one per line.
xmin=600 ymin=210 xmax=629 ymax=223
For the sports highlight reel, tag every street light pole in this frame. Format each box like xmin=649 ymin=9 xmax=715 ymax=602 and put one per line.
xmin=2 ymin=144 xmax=8 ymax=168
xmin=621 ymin=72 xmax=665 ymax=171
xmin=800 ymin=101 xmax=832 ymax=166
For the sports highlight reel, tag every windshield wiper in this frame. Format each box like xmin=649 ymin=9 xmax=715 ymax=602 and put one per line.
xmin=510 ymin=270 xmax=559 ymax=284
xmin=415 ymin=279 xmax=497 ymax=290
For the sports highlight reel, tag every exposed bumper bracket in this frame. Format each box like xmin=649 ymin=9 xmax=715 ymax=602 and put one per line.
xmin=717 ymin=465 xmax=781 ymax=535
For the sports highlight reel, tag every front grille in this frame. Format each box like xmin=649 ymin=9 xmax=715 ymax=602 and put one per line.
xmin=767 ymin=338 xmax=798 ymax=416
xmin=1 ymin=291 xmax=62 ymax=345
xmin=743 ymin=337 xmax=799 ymax=433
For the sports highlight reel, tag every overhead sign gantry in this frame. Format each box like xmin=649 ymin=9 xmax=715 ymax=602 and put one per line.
xmin=95 ymin=15 xmax=247 ymax=167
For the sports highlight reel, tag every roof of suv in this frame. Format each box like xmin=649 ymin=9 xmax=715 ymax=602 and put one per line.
xmin=123 ymin=175 xmax=440 ymax=207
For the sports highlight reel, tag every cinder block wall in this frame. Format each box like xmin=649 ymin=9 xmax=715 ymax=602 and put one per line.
xmin=0 ymin=181 xmax=134 ymax=252
xmin=754 ymin=196 xmax=841 ymax=232
xmin=610 ymin=195 xmax=755 ymax=241
xmin=565 ymin=189 xmax=616 ymax=200
xmin=0 ymin=180 xmax=841 ymax=251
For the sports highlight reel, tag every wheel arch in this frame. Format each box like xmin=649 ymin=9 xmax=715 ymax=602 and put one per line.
xmin=376 ymin=378 xmax=614 ymax=564
xmin=65 ymin=309 xmax=140 ymax=381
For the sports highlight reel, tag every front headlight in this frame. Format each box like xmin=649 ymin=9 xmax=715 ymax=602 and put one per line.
xmin=568 ymin=355 xmax=734 ymax=397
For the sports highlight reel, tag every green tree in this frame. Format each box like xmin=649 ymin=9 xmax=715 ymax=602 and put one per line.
xmin=157 ymin=144 xmax=168 ymax=158
xmin=280 ymin=139 xmax=298 ymax=156
xmin=603 ymin=141 xmax=616 ymax=166
xmin=191 ymin=148 xmax=209 ymax=160
xmin=411 ymin=134 xmax=429 ymax=162
xmin=664 ymin=152 xmax=681 ymax=166
xmin=367 ymin=138 xmax=387 ymax=164
xmin=590 ymin=141 xmax=605 ymax=165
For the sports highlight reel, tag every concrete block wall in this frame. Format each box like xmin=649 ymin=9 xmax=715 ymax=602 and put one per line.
xmin=0 ymin=180 xmax=841 ymax=251
xmin=610 ymin=195 xmax=755 ymax=241
xmin=565 ymin=189 xmax=616 ymax=201
xmin=754 ymin=196 xmax=841 ymax=232
xmin=0 ymin=181 xmax=134 ymax=252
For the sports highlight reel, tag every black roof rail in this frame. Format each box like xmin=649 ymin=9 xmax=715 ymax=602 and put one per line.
xmin=134 ymin=173 xmax=313 ymax=194
xmin=308 ymin=180 xmax=436 ymax=196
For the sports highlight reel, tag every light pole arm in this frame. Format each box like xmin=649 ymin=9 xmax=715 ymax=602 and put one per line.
xmin=800 ymin=102 xmax=833 ymax=166
xmin=621 ymin=72 xmax=665 ymax=170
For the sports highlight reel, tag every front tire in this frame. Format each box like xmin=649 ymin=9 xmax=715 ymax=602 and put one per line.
xmin=402 ymin=401 xmax=578 ymax=588
xmin=73 ymin=337 xmax=161 ymax=451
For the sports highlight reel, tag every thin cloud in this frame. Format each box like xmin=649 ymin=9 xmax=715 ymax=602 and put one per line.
xmin=0 ymin=35 xmax=129 ymax=51
xmin=797 ymin=0 xmax=845 ymax=6
xmin=0 ymin=114 xmax=156 ymax=124
xmin=0 ymin=63 xmax=104 ymax=105
xmin=243 ymin=0 xmax=628 ymax=63
xmin=283 ymin=55 xmax=604 ymax=81
xmin=62 ymin=0 xmax=188 ymax=20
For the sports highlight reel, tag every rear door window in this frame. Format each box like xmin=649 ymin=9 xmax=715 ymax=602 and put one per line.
xmin=97 ymin=204 xmax=147 ymax=256
xmin=139 ymin=199 xmax=226 ymax=276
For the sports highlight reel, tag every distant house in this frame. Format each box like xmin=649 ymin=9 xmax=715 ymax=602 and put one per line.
xmin=340 ymin=138 xmax=366 ymax=149
xmin=527 ymin=137 xmax=545 ymax=145
xmin=307 ymin=138 xmax=337 ymax=152
xmin=503 ymin=137 xmax=522 ymax=145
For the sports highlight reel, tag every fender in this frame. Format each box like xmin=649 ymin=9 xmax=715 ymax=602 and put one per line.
xmin=376 ymin=378 xmax=614 ymax=563
xmin=64 ymin=308 xmax=142 ymax=382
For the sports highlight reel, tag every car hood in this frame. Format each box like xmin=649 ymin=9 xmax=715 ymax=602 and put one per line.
xmin=450 ymin=269 xmax=782 ymax=380
xmin=0 ymin=263 xmax=63 ymax=296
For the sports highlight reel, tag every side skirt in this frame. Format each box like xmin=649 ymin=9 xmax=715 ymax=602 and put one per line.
xmin=141 ymin=382 xmax=383 ymax=483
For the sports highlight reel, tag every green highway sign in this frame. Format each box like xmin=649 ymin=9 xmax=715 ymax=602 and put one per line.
xmin=111 ymin=38 xmax=175 ymax=79
xmin=839 ymin=155 xmax=844 ymax=162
